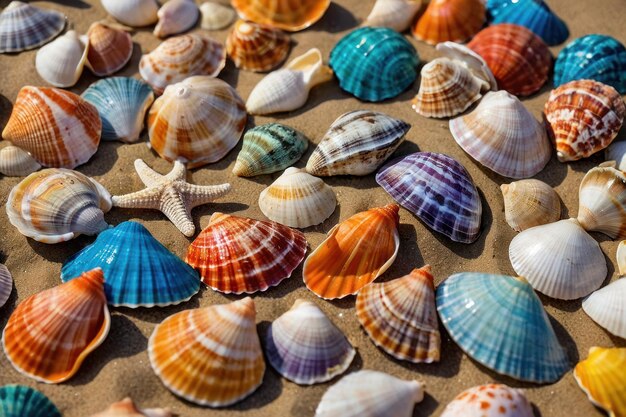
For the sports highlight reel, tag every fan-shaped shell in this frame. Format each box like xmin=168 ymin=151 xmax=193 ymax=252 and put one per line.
xmin=491 ymin=0 xmax=568 ymax=46
xmin=90 ymin=398 xmax=172 ymax=417
xmin=363 ymin=0 xmax=422 ymax=32
xmin=266 ymin=299 xmax=355 ymax=384
xmin=412 ymin=0 xmax=485 ymax=45
xmin=583 ymin=279 xmax=626 ymax=339
xmin=0 ymin=145 xmax=41 ymax=177
xmin=35 ymin=30 xmax=88 ymax=88
xmin=148 ymin=297 xmax=265 ymax=407
xmin=437 ymin=272 xmax=570 ymax=383
xmin=85 ymin=22 xmax=133 ymax=76
xmin=0 ymin=1 xmax=65 ymax=53
xmin=2 ymin=86 xmax=101 ymax=169
xmin=154 ymin=0 xmax=199 ymax=38
xmin=0 ymin=264 xmax=13 ymax=308
xmin=606 ymin=141 xmax=626 ymax=171
xmin=227 ymin=20 xmax=290 ymax=72
xmin=303 ymin=204 xmax=400 ymax=299
xmin=231 ymin=0 xmax=330 ymax=32
xmin=356 ymin=265 xmax=440 ymax=363
xmin=0 ymin=385 xmax=60 ymax=417
xmin=440 ymin=384 xmax=534 ymax=417
xmin=501 ymin=179 xmax=561 ymax=232
xmin=101 ymin=0 xmax=158 ymax=27
xmin=200 ymin=2 xmax=236 ymax=30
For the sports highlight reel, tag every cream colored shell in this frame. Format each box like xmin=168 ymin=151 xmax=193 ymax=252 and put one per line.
xmin=35 ymin=30 xmax=88 ymax=88
xmin=501 ymin=179 xmax=561 ymax=232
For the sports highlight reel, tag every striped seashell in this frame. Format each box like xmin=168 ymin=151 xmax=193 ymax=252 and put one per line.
xmin=90 ymin=398 xmax=172 ymax=417
xmin=0 ymin=1 xmax=65 ymax=54
xmin=306 ymin=110 xmax=410 ymax=176
xmin=154 ymin=0 xmax=199 ymax=38
xmin=148 ymin=76 xmax=246 ymax=167
xmin=491 ymin=0 xmax=568 ymax=46
xmin=356 ymin=265 xmax=440 ymax=363
xmin=606 ymin=141 xmax=626 ymax=171
xmin=231 ymin=0 xmax=330 ymax=32
xmin=0 ymin=264 xmax=13 ymax=308
xmin=376 ymin=152 xmax=482 ymax=243
xmin=266 ymin=299 xmax=355 ymax=384
xmin=436 ymin=41 xmax=498 ymax=90
xmin=139 ymin=34 xmax=226 ymax=95
xmin=84 ymin=22 xmax=133 ymax=77
xmin=303 ymin=204 xmax=400 ymax=299
xmin=2 ymin=268 xmax=110 ymax=383
xmin=583 ymin=278 xmax=626 ymax=339
xmin=35 ymin=30 xmax=88 ymax=88
xmin=185 ymin=212 xmax=307 ymax=294
xmin=148 ymin=297 xmax=265 ymax=406
xmin=440 ymin=384 xmax=534 ymax=417
xmin=412 ymin=0 xmax=485 ymax=45
xmin=363 ymin=0 xmax=422 ymax=32
xmin=2 ymin=86 xmax=101 ymax=169
xmin=501 ymin=179 xmax=561 ymax=232
xmin=200 ymin=2 xmax=236 ymax=30
xmin=0 ymin=145 xmax=41 ymax=177
xmin=6 ymin=168 xmax=112 ymax=244
xmin=259 ymin=167 xmax=337 ymax=228
xmin=226 ymin=20 xmax=290 ymax=72
xmin=101 ymin=0 xmax=158 ymax=27
xmin=0 ymin=385 xmax=61 ymax=417
xmin=450 ymin=90 xmax=551 ymax=178
xmin=437 ymin=272 xmax=570 ymax=383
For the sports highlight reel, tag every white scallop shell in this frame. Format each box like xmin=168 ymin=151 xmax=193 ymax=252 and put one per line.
xmin=0 ymin=145 xmax=41 ymax=177
xmin=154 ymin=0 xmax=199 ymax=38
xmin=35 ymin=30 xmax=88 ymax=88
xmin=101 ymin=0 xmax=159 ymax=27
xmin=363 ymin=0 xmax=422 ymax=32
xmin=200 ymin=2 xmax=236 ymax=30
xmin=583 ymin=279 xmax=626 ymax=339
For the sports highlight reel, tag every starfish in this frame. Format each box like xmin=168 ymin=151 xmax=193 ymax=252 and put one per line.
xmin=112 ymin=159 xmax=231 ymax=237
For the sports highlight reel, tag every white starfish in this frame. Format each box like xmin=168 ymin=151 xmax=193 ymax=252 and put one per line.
xmin=112 ymin=159 xmax=231 ymax=236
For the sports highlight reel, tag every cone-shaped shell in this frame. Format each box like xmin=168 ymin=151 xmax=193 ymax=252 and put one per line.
xmin=200 ymin=2 xmax=236 ymax=30
xmin=0 ymin=385 xmax=61 ymax=417
xmin=440 ymin=384 xmax=534 ymax=417
xmin=583 ymin=279 xmax=626 ymax=339
xmin=266 ymin=299 xmax=355 ymax=384
xmin=147 ymin=76 xmax=246 ymax=167
xmin=356 ymin=265 xmax=440 ymax=363
xmin=0 ymin=2 xmax=65 ymax=53
xmin=306 ymin=110 xmax=410 ymax=176
xmin=85 ymin=22 xmax=133 ymax=76
xmin=0 ymin=264 xmax=12 ymax=308
xmin=35 ymin=30 xmax=88 ymax=88
xmin=491 ymin=0 xmax=568 ymax=46
xmin=303 ymin=204 xmax=400 ymax=299
xmin=154 ymin=0 xmax=199 ymax=38
xmin=2 ymin=268 xmax=110 ymax=383
xmin=2 ymin=86 xmax=101 ymax=169
xmin=501 ymin=179 xmax=561 ymax=232
xmin=412 ymin=0 xmax=485 ymax=45
xmin=231 ymin=0 xmax=330 ymax=32
xmin=363 ymin=0 xmax=422 ymax=32
xmin=101 ymin=0 xmax=158 ymax=27
xmin=227 ymin=20 xmax=290 ymax=72
xmin=90 ymin=398 xmax=172 ymax=417
xmin=0 ymin=145 xmax=41 ymax=177
xmin=450 ymin=90 xmax=551 ymax=178
xmin=148 ymin=297 xmax=265 ymax=406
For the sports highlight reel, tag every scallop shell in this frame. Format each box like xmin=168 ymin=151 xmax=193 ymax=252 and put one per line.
xmin=266 ymin=299 xmax=355 ymax=384
xmin=606 ymin=141 xmax=626 ymax=171
xmin=258 ymin=167 xmax=337 ymax=228
xmin=450 ymin=90 xmax=551 ymax=178
xmin=84 ymin=22 xmax=133 ymax=76
xmin=583 ymin=279 xmax=626 ymax=339
xmin=101 ymin=0 xmax=159 ymax=27
xmin=200 ymin=2 xmax=236 ymax=30
xmin=154 ymin=0 xmax=199 ymax=38
xmin=315 ymin=370 xmax=424 ymax=417
xmin=330 ymin=27 xmax=419 ymax=102
xmin=2 ymin=86 xmax=101 ymax=169
xmin=491 ymin=0 xmax=568 ymax=46
xmin=436 ymin=272 xmax=570 ymax=383
xmin=0 ymin=385 xmax=60 ymax=417
xmin=148 ymin=297 xmax=265 ymax=407
xmin=226 ymin=20 xmax=290 ymax=72
xmin=35 ymin=30 xmax=88 ymax=88
xmin=139 ymin=34 xmax=226 ymax=95
xmin=0 ymin=145 xmax=41 ymax=177
xmin=231 ymin=0 xmax=330 ymax=32
xmin=376 ymin=152 xmax=482 ymax=243
xmin=440 ymin=384 xmax=534 ymax=417
xmin=0 ymin=1 xmax=65 ymax=53
xmin=90 ymin=398 xmax=172 ymax=417
xmin=2 ymin=268 xmax=110 ymax=383
xmin=501 ymin=179 xmax=561 ymax=232
xmin=412 ymin=0 xmax=485 ymax=45
xmin=363 ymin=0 xmax=422 ymax=32
xmin=306 ymin=110 xmax=410 ymax=176
xmin=356 ymin=265 xmax=440 ymax=363
xmin=303 ymin=204 xmax=400 ymax=299
xmin=0 ymin=264 xmax=13 ymax=308
xmin=147 ymin=76 xmax=246 ymax=167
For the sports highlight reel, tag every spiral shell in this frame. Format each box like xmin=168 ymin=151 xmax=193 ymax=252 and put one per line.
xmin=231 ymin=0 xmax=330 ymax=32
xmin=0 ymin=145 xmax=41 ymax=177
xmin=441 ymin=384 xmax=534 ymax=417
xmin=412 ymin=0 xmax=486 ymax=45
xmin=101 ymin=0 xmax=158 ymax=27
xmin=200 ymin=2 xmax=236 ymax=30
xmin=35 ymin=30 xmax=88 ymax=88
xmin=501 ymin=179 xmax=561 ymax=232
xmin=84 ymin=22 xmax=133 ymax=77
xmin=0 ymin=1 xmax=66 ymax=53
xmin=0 ymin=385 xmax=61 ymax=417
xmin=154 ymin=0 xmax=199 ymax=38
xmin=363 ymin=0 xmax=422 ymax=32
xmin=227 ymin=20 xmax=290 ymax=72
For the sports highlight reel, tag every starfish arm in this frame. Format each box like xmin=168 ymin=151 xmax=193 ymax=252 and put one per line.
xmin=160 ymin=188 xmax=195 ymax=237
xmin=134 ymin=159 xmax=165 ymax=187
xmin=164 ymin=160 xmax=187 ymax=182
xmin=179 ymin=182 xmax=232 ymax=209
xmin=111 ymin=187 xmax=164 ymax=210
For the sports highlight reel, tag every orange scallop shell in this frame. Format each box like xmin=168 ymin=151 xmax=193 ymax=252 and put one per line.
xmin=85 ymin=22 xmax=133 ymax=76
xmin=231 ymin=0 xmax=330 ymax=32
xmin=412 ymin=0 xmax=486 ymax=45
xmin=226 ymin=20 xmax=291 ymax=72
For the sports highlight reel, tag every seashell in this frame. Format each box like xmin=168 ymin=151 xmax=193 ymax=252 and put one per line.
xmin=376 ymin=152 xmax=482 ymax=243
xmin=231 ymin=0 xmax=330 ymax=32
xmin=246 ymin=48 xmax=333 ymax=115
xmin=583 ymin=279 xmax=626 ymax=339
xmin=82 ymin=77 xmax=155 ymax=143
xmin=258 ymin=167 xmax=337 ymax=228
xmin=303 ymin=204 xmax=400 ymax=299
xmin=468 ymin=24 xmax=552 ymax=96
xmin=0 ymin=145 xmax=41 ymax=177
xmin=618 ymin=240 xmax=626 ymax=276
xmin=440 ymin=384 xmax=534 ymax=417
xmin=315 ymin=370 xmax=424 ymax=417
xmin=139 ymin=34 xmax=226 ymax=95
xmin=35 ymin=30 xmax=88 ymax=88
xmin=450 ymin=90 xmax=551 ymax=178
xmin=412 ymin=0 xmax=485 ymax=45
xmin=185 ymin=212 xmax=307 ymax=294
xmin=148 ymin=297 xmax=265 ymax=406
xmin=2 ymin=268 xmax=110 ymax=383
xmin=154 ymin=0 xmax=199 ymax=38
xmin=356 ymin=265 xmax=440 ymax=363
xmin=606 ymin=141 xmax=626 ymax=171
xmin=90 ymin=398 xmax=172 ymax=417
xmin=436 ymin=272 xmax=570 ymax=383
xmin=544 ymin=79 xmax=626 ymax=162
xmin=2 ymin=86 xmax=101 ymax=169
xmin=0 ymin=385 xmax=60 ymax=417
xmin=330 ymin=27 xmax=419 ymax=102
xmin=0 ymin=264 xmax=12 ymax=308
xmin=363 ymin=0 xmax=422 ymax=32
xmin=101 ymin=0 xmax=159 ymax=27
xmin=226 ymin=20 xmax=290 ymax=72
xmin=62 ymin=221 xmax=201 ymax=308
xmin=574 ymin=347 xmax=626 ymax=417
xmin=0 ymin=1 xmax=65 ymax=54
xmin=491 ymin=0 xmax=568 ymax=46
xmin=436 ymin=41 xmax=498 ymax=90
xmin=554 ymin=35 xmax=626 ymax=94
xmin=147 ymin=76 xmax=246 ymax=167
xmin=200 ymin=2 xmax=236 ymax=30
xmin=6 ymin=168 xmax=112 ymax=244
xmin=233 ymin=123 xmax=308 ymax=177
xmin=266 ymin=299 xmax=355 ymax=384
xmin=84 ymin=22 xmax=133 ymax=77
xmin=509 ymin=218 xmax=606 ymax=299
xmin=501 ymin=179 xmax=561 ymax=232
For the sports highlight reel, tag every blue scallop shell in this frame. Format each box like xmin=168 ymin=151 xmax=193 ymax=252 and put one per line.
xmin=486 ymin=0 xmax=512 ymax=19
xmin=61 ymin=221 xmax=201 ymax=308
xmin=491 ymin=0 xmax=569 ymax=45
xmin=554 ymin=35 xmax=626 ymax=94
xmin=329 ymin=27 xmax=419 ymax=102
xmin=436 ymin=272 xmax=570 ymax=383
xmin=0 ymin=385 xmax=60 ymax=417
xmin=82 ymin=77 xmax=154 ymax=143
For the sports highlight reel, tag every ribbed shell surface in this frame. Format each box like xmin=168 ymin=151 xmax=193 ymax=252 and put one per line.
xmin=0 ymin=385 xmax=61 ymax=417
xmin=0 ymin=145 xmax=41 ymax=177
xmin=363 ymin=0 xmax=422 ymax=32
xmin=501 ymin=179 xmax=561 ymax=232
xmin=231 ymin=0 xmax=330 ymax=31
xmin=583 ymin=279 xmax=626 ymax=339
xmin=85 ymin=23 xmax=133 ymax=76
xmin=0 ymin=2 xmax=66 ymax=53
xmin=0 ymin=264 xmax=12 ymax=308
xmin=491 ymin=0 xmax=568 ymax=46
xmin=412 ymin=0 xmax=486 ymax=45
xmin=226 ymin=20 xmax=290 ymax=72
xmin=440 ymin=384 xmax=534 ymax=417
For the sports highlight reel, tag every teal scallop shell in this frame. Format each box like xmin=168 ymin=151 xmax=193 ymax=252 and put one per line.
xmin=436 ymin=272 xmax=570 ymax=383
xmin=61 ymin=221 xmax=201 ymax=308
xmin=491 ymin=0 xmax=569 ymax=45
xmin=329 ymin=27 xmax=419 ymax=102
xmin=554 ymin=35 xmax=626 ymax=94
xmin=0 ymin=385 xmax=60 ymax=417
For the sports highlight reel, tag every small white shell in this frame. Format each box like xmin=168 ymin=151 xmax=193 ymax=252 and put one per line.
xmin=501 ymin=179 xmax=561 ymax=232
xmin=0 ymin=264 xmax=13 ymax=308
xmin=363 ymin=0 xmax=422 ymax=32
xmin=101 ymin=0 xmax=159 ymax=27
xmin=605 ymin=141 xmax=626 ymax=171
xmin=436 ymin=41 xmax=498 ymax=90
xmin=0 ymin=145 xmax=41 ymax=177
xmin=200 ymin=2 xmax=236 ymax=30
xmin=154 ymin=0 xmax=199 ymax=38
xmin=35 ymin=30 xmax=88 ymax=88
xmin=583 ymin=279 xmax=626 ymax=339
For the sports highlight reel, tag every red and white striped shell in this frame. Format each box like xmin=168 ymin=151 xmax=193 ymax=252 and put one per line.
xmin=226 ymin=20 xmax=290 ymax=72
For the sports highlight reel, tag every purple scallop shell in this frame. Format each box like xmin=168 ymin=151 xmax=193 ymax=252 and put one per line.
xmin=376 ymin=152 xmax=482 ymax=243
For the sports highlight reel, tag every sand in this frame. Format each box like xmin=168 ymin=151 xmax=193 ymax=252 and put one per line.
xmin=0 ymin=0 xmax=625 ymax=415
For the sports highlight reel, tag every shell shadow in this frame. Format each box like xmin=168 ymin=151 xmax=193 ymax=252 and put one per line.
xmin=192 ymin=202 xmax=250 ymax=230
xmin=310 ymin=2 xmax=358 ymax=34
xmin=219 ymin=60 xmax=241 ymax=89
xmin=27 ymin=235 xmax=92 ymax=264
xmin=531 ymin=154 xmax=570 ymax=188
xmin=414 ymin=392 xmax=439 ymax=417
xmin=117 ymin=42 xmax=144 ymax=79
xmin=377 ymin=223 xmax=423 ymax=283
xmin=79 ymin=141 xmax=122 ymax=176
xmin=119 ymin=288 xmax=203 ymax=324
xmin=0 ymin=94 xmax=12 ymax=129
xmin=567 ymin=153 xmax=606 ymax=173
xmin=45 ymin=0 xmax=91 ymax=9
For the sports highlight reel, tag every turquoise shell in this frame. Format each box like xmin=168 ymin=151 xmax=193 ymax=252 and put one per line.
xmin=554 ymin=35 xmax=626 ymax=94
xmin=329 ymin=27 xmax=419 ymax=102
xmin=491 ymin=0 xmax=569 ymax=45
xmin=61 ymin=221 xmax=201 ymax=308
xmin=436 ymin=272 xmax=570 ymax=383
xmin=0 ymin=385 xmax=60 ymax=417
xmin=82 ymin=77 xmax=154 ymax=143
